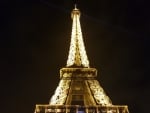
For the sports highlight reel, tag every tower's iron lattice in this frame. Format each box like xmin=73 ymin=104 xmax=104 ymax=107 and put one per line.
xmin=34 ymin=6 xmax=129 ymax=113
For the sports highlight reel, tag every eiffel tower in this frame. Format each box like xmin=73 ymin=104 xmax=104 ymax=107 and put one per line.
xmin=34 ymin=6 xmax=129 ymax=113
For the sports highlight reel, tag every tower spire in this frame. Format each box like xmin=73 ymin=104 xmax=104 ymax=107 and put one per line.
xmin=74 ymin=4 xmax=77 ymax=9
xmin=66 ymin=7 xmax=89 ymax=67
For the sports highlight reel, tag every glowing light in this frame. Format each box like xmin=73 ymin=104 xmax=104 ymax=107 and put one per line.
xmin=49 ymin=80 xmax=71 ymax=105
xmin=35 ymin=7 xmax=129 ymax=113
xmin=50 ymin=7 xmax=111 ymax=106
xmin=87 ymin=80 xmax=112 ymax=105
xmin=67 ymin=8 xmax=89 ymax=67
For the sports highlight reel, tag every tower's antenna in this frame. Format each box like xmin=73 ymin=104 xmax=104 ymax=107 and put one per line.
xmin=74 ymin=4 xmax=77 ymax=9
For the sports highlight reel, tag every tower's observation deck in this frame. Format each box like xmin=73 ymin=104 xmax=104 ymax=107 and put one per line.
xmin=34 ymin=6 xmax=129 ymax=113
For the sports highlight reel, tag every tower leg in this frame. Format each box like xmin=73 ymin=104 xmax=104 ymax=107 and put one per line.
xmin=85 ymin=107 xmax=88 ymax=113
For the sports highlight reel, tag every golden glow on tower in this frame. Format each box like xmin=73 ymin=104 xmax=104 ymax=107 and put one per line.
xmin=50 ymin=80 xmax=71 ymax=105
xmin=49 ymin=7 xmax=112 ymax=106
xmin=67 ymin=7 xmax=89 ymax=67
xmin=34 ymin=6 xmax=129 ymax=113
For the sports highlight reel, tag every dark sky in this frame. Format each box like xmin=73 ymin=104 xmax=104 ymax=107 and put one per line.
xmin=1 ymin=0 xmax=150 ymax=113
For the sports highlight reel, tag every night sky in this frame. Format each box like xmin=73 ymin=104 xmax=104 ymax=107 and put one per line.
xmin=1 ymin=0 xmax=150 ymax=113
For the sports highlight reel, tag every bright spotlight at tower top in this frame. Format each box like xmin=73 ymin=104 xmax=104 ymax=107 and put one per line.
xmin=67 ymin=6 xmax=90 ymax=68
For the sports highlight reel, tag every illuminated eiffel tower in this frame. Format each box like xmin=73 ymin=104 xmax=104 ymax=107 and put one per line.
xmin=34 ymin=6 xmax=129 ymax=113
